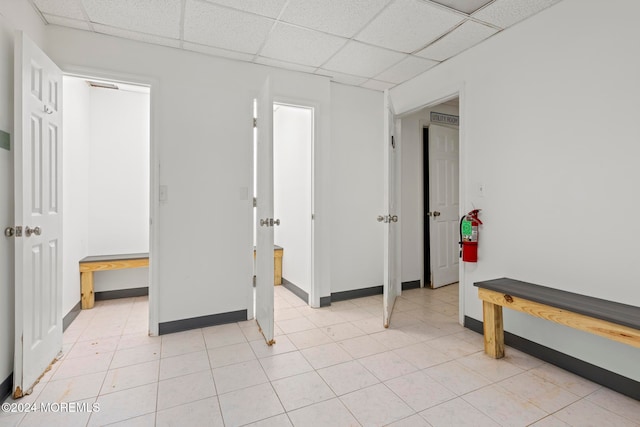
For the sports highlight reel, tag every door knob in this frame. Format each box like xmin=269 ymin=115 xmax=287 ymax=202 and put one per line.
xmin=25 ymin=226 xmax=41 ymax=237
xmin=432 ymin=211 xmax=441 ymax=217
xmin=390 ymin=215 xmax=398 ymax=223
xmin=273 ymin=219 xmax=280 ymax=226
xmin=4 ymin=227 xmax=14 ymax=237
xmin=377 ymin=215 xmax=385 ymax=222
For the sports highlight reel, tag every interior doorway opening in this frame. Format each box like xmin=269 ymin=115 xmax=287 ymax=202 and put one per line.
xmin=62 ymin=75 xmax=151 ymax=329
xmin=252 ymin=101 xmax=314 ymax=314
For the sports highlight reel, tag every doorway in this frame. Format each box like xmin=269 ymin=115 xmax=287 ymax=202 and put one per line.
xmin=252 ymin=101 xmax=314 ymax=314
xmin=62 ymin=75 xmax=152 ymax=330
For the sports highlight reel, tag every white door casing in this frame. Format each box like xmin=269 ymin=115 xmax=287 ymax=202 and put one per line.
xmin=383 ymin=90 xmax=401 ymax=328
xmin=13 ymin=31 xmax=63 ymax=397
xmin=255 ymin=77 xmax=275 ymax=344
xmin=428 ymin=124 xmax=459 ymax=288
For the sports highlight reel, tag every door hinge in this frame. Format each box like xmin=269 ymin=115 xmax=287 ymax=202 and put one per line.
xmin=253 ymin=197 xmax=257 ymax=208
xmin=253 ymin=118 xmax=257 ymax=128
xmin=311 ymin=214 xmax=315 ymax=220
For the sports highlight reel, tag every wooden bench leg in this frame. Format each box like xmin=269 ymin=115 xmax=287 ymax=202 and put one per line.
xmin=274 ymin=253 xmax=282 ymax=286
xmin=483 ymin=301 xmax=504 ymax=358
xmin=81 ymin=271 xmax=95 ymax=309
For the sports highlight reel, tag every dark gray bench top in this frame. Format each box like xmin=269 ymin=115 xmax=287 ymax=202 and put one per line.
xmin=474 ymin=278 xmax=640 ymax=330
xmin=80 ymin=253 xmax=149 ymax=263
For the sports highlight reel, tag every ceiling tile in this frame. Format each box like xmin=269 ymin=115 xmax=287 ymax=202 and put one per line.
xmin=93 ymin=24 xmax=181 ymax=48
xmin=82 ymin=0 xmax=182 ymax=38
xmin=360 ymin=79 xmax=396 ymax=91
xmin=323 ymin=41 xmax=405 ymax=78
xmin=200 ymin=0 xmax=287 ymax=18
xmin=428 ymin=0 xmax=493 ymax=14
xmin=416 ymin=20 xmax=498 ymax=61
xmin=43 ymin=14 xmax=92 ymax=31
xmin=33 ymin=0 xmax=86 ymax=20
xmin=472 ymin=0 xmax=561 ymax=29
xmin=184 ymin=0 xmax=275 ymax=54
xmin=374 ymin=55 xmax=438 ymax=84
xmin=183 ymin=42 xmax=256 ymax=62
xmin=255 ymin=57 xmax=318 ymax=74
xmin=280 ymin=0 xmax=391 ymax=38
xmin=315 ymin=69 xmax=369 ymax=86
xmin=356 ymin=0 xmax=464 ymax=53
xmin=260 ymin=23 xmax=346 ymax=67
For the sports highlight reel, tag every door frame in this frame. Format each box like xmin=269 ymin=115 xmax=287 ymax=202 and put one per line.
xmin=399 ymin=85 xmax=466 ymax=325
xmin=62 ymin=65 xmax=160 ymax=335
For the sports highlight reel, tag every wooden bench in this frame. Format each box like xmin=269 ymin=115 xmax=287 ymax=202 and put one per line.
xmin=253 ymin=246 xmax=284 ymax=285
xmin=80 ymin=253 xmax=149 ymax=309
xmin=475 ymin=278 xmax=640 ymax=358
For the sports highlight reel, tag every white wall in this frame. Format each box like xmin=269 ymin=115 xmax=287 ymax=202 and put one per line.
xmin=46 ymin=26 xmax=333 ymax=321
xmin=273 ymin=105 xmax=312 ymax=294
xmin=400 ymin=105 xmax=458 ymax=285
xmin=0 ymin=0 xmax=47 ymax=390
xmin=392 ymin=0 xmax=640 ymax=381
xmin=330 ymin=84 xmax=384 ymax=293
xmin=62 ymin=76 xmax=90 ymax=314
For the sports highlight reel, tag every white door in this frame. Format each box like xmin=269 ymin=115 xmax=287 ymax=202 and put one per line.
xmin=255 ymin=77 xmax=275 ymax=344
xmin=13 ymin=31 xmax=63 ymax=398
xmin=428 ymin=124 xmax=459 ymax=288
xmin=382 ymin=90 xmax=401 ymax=328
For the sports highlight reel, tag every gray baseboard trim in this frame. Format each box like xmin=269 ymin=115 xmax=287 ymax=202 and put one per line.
xmin=281 ymin=278 xmax=308 ymax=303
xmin=63 ymin=301 xmax=82 ymax=331
xmin=320 ymin=296 xmax=331 ymax=307
xmin=95 ymin=287 xmax=149 ymax=301
xmin=1 ymin=373 xmax=12 ymax=402
xmin=331 ymin=285 xmax=383 ymax=302
xmin=159 ymin=309 xmax=247 ymax=335
xmin=402 ymin=280 xmax=421 ymax=290
xmin=464 ymin=316 xmax=640 ymax=401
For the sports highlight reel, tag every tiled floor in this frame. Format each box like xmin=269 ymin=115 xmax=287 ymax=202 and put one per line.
xmin=1 ymin=284 xmax=639 ymax=426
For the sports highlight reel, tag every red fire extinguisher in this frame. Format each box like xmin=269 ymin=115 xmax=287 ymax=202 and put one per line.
xmin=460 ymin=209 xmax=482 ymax=262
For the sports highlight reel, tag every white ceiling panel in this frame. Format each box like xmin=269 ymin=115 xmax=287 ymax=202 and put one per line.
xmin=315 ymin=69 xmax=369 ymax=86
xmin=34 ymin=0 xmax=86 ymax=20
xmin=201 ymin=0 xmax=287 ymax=19
xmin=428 ymin=0 xmax=493 ymax=15
xmin=255 ymin=57 xmax=318 ymax=74
xmin=82 ymin=0 xmax=182 ymax=39
xmin=417 ymin=20 xmax=498 ymax=61
xmin=43 ymin=14 xmax=92 ymax=31
xmin=93 ymin=24 xmax=181 ymax=48
xmin=356 ymin=0 xmax=464 ymax=53
xmin=361 ymin=79 xmax=396 ymax=91
xmin=374 ymin=55 xmax=439 ymax=84
xmin=184 ymin=42 xmax=256 ymax=62
xmin=280 ymin=0 xmax=391 ymax=38
xmin=184 ymin=0 xmax=275 ymax=54
xmin=472 ymin=0 xmax=561 ymax=29
xmin=260 ymin=23 xmax=346 ymax=67
xmin=323 ymin=41 xmax=405 ymax=78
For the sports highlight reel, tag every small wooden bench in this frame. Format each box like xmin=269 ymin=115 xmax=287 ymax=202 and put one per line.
xmin=253 ymin=246 xmax=284 ymax=285
xmin=475 ymin=278 xmax=640 ymax=358
xmin=80 ymin=253 xmax=149 ymax=309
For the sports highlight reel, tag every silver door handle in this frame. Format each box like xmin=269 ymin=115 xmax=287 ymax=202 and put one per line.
xmin=377 ymin=215 xmax=389 ymax=223
xmin=432 ymin=211 xmax=441 ymax=217
xmin=390 ymin=215 xmax=398 ymax=223
xmin=25 ymin=226 xmax=41 ymax=237
xmin=273 ymin=219 xmax=280 ymax=226
xmin=260 ymin=219 xmax=268 ymax=227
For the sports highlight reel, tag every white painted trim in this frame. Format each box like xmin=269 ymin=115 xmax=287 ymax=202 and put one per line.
xmin=60 ymin=65 xmax=160 ymax=335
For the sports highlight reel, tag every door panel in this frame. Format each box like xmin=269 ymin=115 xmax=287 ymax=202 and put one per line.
xmin=255 ymin=77 xmax=275 ymax=344
xmin=428 ymin=124 xmax=459 ymax=288
xmin=383 ymin=90 xmax=401 ymax=328
xmin=14 ymin=31 xmax=63 ymax=397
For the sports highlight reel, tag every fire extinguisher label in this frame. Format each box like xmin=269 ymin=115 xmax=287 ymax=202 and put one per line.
xmin=461 ymin=220 xmax=472 ymax=237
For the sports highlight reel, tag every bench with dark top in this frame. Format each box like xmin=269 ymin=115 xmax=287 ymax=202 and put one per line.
xmin=474 ymin=278 xmax=640 ymax=358
xmin=79 ymin=253 xmax=149 ymax=310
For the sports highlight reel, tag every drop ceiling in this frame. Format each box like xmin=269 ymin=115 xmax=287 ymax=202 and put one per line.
xmin=31 ymin=0 xmax=562 ymax=91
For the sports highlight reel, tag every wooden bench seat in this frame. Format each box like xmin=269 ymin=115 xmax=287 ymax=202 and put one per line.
xmin=80 ymin=253 xmax=149 ymax=309
xmin=474 ymin=278 xmax=640 ymax=358
xmin=253 ymin=245 xmax=284 ymax=286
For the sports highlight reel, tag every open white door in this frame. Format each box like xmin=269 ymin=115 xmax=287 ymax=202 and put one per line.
xmin=255 ymin=77 xmax=275 ymax=344
xmin=13 ymin=31 xmax=63 ymax=398
xmin=382 ymin=90 xmax=401 ymax=328
xmin=428 ymin=124 xmax=459 ymax=288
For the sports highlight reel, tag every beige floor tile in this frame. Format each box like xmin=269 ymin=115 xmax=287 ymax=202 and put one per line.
xmin=156 ymin=397 xmax=223 ymax=427
xmin=301 ymin=342 xmax=353 ymax=370
xmin=271 ymin=371 xmax=336 ymax=411
xmin=259 ymin=351 xmax=314 ymax=381
xmin=212 ymin=359 xmax=269 ymax=394
xmin=553 ymin=398 xmax=638 ymax=427
xmin=385 ymin=370 xmax=456 ymax=412
xmin=463 ymin=384 xmax=548 ymax=426
xmin=157 ymin=369 xmax=216 ymax=411
xmin=340 ymin=383 xmax=413 ymax=427
xmin=218 ymin=383 xmax=284 ymax=426
xmin=420 ymin=397 xmax=499 ymax=427
xmin=287 ymin=398 xmax=360 ymax=427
